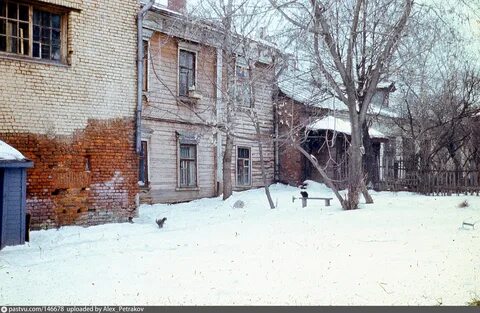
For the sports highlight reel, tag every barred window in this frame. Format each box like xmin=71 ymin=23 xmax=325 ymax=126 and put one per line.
xmin=0 ymin=0 xmax=65 ymax=62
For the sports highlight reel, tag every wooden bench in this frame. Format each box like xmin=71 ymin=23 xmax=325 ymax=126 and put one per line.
xmin=292 ymin=195 xmax=333 ymax=208
xmin=462 ymin=220 xmax=478 ymax=229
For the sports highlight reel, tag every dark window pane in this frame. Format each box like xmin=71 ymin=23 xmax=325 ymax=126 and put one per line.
xmin=33 ymin=25 xmax=39 ymax=41
xmin=0 ymin=35 xmax=5 ymax=51
xmin=51 ymin=45 xmax=60 ymax=60
xmin=179 ymin=51 xmax=187 ymax=67
xmin=19 ymin=5 xmax=28 ymax=21
xmin=179 ymin=70 xmax=188 ymax=96
xmin=41 ymin=44 xmax=50 ymax=59
xmin=41 ymin=28 xmax=50 ymax=44
xmin=0 ymin=1 xmax=5 ymax=17
xmin=0 ymin=19 xmax=5 ymax=35
xmin=179 ymin=50 xmax=194 ymax=70
xmin=19 ymin=22 xmax=28 ymax=39
xmin=33 ymin=11 xmax=41 ymax=25
xmin=238 ymin=148 xmax=250 ymax=159
xmin=7 ymin=2 xmax=16 ymax=19
xmin=52 ymin=29 xmax=60 ymax=45
xmin=187 ymin=70 xmax=194 ymax=88
xmin=51 ymin=14 xmax=60 ymax=29
xmin=41 ymin=11 xmax=50 ymax=27
xmin=32 ymin=42 xmax=39 ymax=57
xmin=22 ymin=38 xmax=28 ymax=55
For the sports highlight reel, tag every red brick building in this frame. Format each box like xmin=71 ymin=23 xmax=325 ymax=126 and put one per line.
xmin=0 ymin=0 xmax=140 ymax=228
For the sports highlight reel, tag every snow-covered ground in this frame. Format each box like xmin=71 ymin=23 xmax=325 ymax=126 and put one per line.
xmin=0 ymin=182 xmax=479 ymax=305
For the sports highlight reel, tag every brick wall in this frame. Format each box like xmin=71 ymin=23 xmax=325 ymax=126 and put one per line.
xmin=0 ymin=0 xmax=140 ymax=228
xmin=1 ymin=119 xmax=139 ymax=229
xmin=276 ymin=94 xmax=324 ymax=186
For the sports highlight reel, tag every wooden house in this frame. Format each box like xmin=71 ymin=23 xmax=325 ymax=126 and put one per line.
xmin=275 ymin=73 xmax=403 ymax=189
xmin=139 ymin=0 xmax=278 ymax=203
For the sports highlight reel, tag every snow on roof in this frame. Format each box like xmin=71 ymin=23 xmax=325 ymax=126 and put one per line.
xmin=278 ymin=71 xmax=399 ymax=118
xmin=307 ymin=116 xmax=387 ymax=139
xmin=278 ymin=72 xmax=328 ymax=105
xmin=0 ymin=140 xmax=26 ymax=161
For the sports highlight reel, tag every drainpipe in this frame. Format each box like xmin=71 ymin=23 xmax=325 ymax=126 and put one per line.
xmin=136 ymin=0 xmax=155 ymax=154
xmin=215 ymin=47 xmax=223 ymax=195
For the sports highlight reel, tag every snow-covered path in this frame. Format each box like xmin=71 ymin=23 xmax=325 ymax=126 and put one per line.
xmin=0 ymin=182 xmax=479 ymax=305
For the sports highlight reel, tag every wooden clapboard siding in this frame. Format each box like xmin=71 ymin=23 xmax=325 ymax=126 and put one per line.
xmin=142 ymin=119 xmax=217 ymax=203
xmin=143 ymin=32 xmax=217 ymax=124
xmin=142 ymin=13 xmax=276 ymax=204
xmin=230 ymin=63 xmax=275 ymax=190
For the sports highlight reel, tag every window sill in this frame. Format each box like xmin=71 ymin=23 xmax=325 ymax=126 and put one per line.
xmin=0 ymin=53 xmax=69 ymax=67
xmin=176 ymin=187 xmax=200 ymax=192
xmin=177 ymin=96 xmax=199 ymax=105
xmin=236 ymin=185 xmax=252 ymax=190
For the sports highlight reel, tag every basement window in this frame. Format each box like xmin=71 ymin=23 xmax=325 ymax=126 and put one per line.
xmin=0 ymin=0 xmax=67 ymax=62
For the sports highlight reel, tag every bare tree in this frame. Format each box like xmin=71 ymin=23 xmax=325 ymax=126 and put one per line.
xmin=270 ymin=0 xmax=414 ymax=209
xmin=145 ymin=0 xmax=280 ymax=207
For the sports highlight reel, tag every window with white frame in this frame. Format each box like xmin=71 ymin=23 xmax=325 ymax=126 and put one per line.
xmin=179 ymin=144 xmax=197 ymax=187
xmin=237 ymin=147 xmax=251 ymax=186
xmin=0 ymin=0 xmax=66 ymax=62
xmin=178 ymin=49 xmax=196 ymax=97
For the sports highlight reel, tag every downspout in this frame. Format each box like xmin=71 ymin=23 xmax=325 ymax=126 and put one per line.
xmin=136 ymin=0 xmax=155 ymax=154
xmin=215 ymin=47 xmax=223 ymax=195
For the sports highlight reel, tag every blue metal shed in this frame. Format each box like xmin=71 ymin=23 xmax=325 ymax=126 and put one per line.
xmin=0 ymin=141 xmax=33 ymax=250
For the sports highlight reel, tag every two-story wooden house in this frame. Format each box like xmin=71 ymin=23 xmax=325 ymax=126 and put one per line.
xmin=139 ymin=0 xmax=277 ymax=203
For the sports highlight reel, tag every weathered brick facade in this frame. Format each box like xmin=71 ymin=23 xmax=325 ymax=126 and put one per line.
xmin=0 ymin=0 xmax=140 ymax=228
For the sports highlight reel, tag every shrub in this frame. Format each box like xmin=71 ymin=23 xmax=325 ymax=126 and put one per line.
xmin=458 ymin=200 xmax=469 ymax=208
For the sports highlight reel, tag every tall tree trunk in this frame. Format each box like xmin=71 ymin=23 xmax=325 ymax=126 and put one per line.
xmin=347 ymin=117 xmax=370 ymax=209
xmin=255 ymin=122 xmax=275 ymax=209
xmin=223 ymin=133 xmax=234 ymax=200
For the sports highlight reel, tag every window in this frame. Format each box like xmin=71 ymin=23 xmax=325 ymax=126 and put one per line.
xmin=179 ymin=144 xmax=197 ymax=187
xmin=178 ymin=49 xmax=196 ymax=97
xmin=0 ymin=0 xmax=65 ymax=62
xmin=142 ymin=40 xmax=149 ymax=91
xmin=372 ymin=90 xmax=387 ymax=107
xmin=235 ymin=60 xmax=251 ymax=107
xmin=139 ymin=141 xmax=149 ymax=186
xmin=237 ymin=147 xmax=251 ymax=186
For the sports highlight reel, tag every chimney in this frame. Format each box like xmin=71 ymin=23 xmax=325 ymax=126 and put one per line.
xmin=167 ymin=0 xmax=186 ymax=13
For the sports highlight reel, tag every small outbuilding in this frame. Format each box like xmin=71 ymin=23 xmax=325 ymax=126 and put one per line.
xmin=0 ymin=140 xmax=33 ymax=250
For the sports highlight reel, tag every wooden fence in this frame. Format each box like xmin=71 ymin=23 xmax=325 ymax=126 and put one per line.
xmin=330 ymin=158 xmax=480 ymax=195
xmin=373 ymin=159 xmax=480 ymax=195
